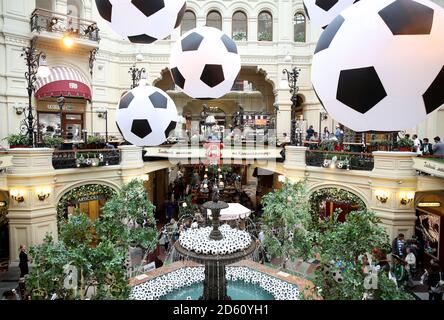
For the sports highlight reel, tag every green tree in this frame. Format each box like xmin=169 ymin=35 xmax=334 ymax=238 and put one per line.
xmin=26 ymin=180 xmax=159 ymax=300
xmin=261 ymin=181 xmax=413 ymax=300
xmin=95 ymin=179 xmax=158 ymax=272
xmin=261 ymin=180 xmax=314 ymax=268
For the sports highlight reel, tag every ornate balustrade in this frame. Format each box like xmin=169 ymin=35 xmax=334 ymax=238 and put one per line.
xmin=52 ymin=149 xmax=121 ymax=170
xmin=306 ymin=150 xmax=375 ymax=171
xmin=31 ymin=8 xmax=100 ymax=43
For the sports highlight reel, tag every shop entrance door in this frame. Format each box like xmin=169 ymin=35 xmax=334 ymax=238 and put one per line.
xmin=64 ymin=114 xmax=83 ymax=142
xmin=77 ymin=199 xmax=102 ymax=222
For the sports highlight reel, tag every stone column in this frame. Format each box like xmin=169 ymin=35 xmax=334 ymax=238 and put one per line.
xmin=370 ymin=152 xmax=418 ymax=240
xmin=118 ymin=145 xmax=145 ymax=183
xmin=284 ymin=146 xmax=307 ymax=169
xmin=7 ymin=148 xmax=58 ymax=263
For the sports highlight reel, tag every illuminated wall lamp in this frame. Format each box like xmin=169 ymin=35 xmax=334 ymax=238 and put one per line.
xmin=10 ymin=190 xmax=24 ymax=203
xmin=36 ymin=188 xmax=51 ymax=201
xmin=375 ymin=190 xmax=389 ymax=204
xmin=400 ymin=192 xmax=415 ymax=206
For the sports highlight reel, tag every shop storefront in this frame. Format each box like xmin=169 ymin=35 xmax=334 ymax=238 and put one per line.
xmin=415 ymin=191 xmax=444 ymax=270
xmin=37 ymin=98 xmax=86 ymax=142
xmin=34 ymin=66 xmax=91 ymax=143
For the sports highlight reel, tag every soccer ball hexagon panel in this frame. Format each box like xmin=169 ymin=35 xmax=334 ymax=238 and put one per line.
xmin=116 ymin=85 xmax=178 ymax=147
xmin=303 ymin=0 xmax=359 ymax=29
xmin=169 ymin=26 xmax=241 ymax=99
xmin=311 ymin=0 xmax=444 ymax=132
xmin=95 ymin=0 xmax=187 ymax=43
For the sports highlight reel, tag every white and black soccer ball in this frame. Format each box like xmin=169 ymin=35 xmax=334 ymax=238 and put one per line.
xmin=95 ymin=0 xmax=187 ymax=43
xmin=116 ymin=85 xmax=178 ymax=147
xmin=169 ymin=26 xmax=241 ymax=99
xmin=312 ymin=0 xmax=444 ymax=132
xmin=332 ymin=269 xmax=343 ymax=283
xmin=304 ymin=0 xmax=359 ymax=29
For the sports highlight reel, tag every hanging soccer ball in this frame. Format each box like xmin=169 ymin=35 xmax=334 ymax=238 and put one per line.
xmin=95 ymin=0 xmax=187 ymax=43
xmin=303 ymin=0 xmax=359 ymax=29
xmin=116 ymin=85 xmax=178 ymax=146
xmin=312 ymin=0 xmax=444 ymax=132
xmin=169 ymin=26 xmax=241 ymax=99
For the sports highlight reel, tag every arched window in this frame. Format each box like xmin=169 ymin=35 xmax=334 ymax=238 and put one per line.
xmin=232 ymin=11 xmax=248 ymax=41
xmin=258 ymin=11 xmax=273 ymax=41
xmin=67 ymin=0 xmax=82 ymax=18
xmin=36 ymin=0 xmax=52 ymax=10
xmin=294 ymin=13 xmax=306 ymax=42
xmin=206 ymin=10 xmax=222 ymax=30
xmin=181 ymin=10 xmax=196 ymax=35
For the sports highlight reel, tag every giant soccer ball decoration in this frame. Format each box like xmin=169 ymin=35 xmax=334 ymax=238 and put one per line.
xmin=95 ymin=0 xmax=187 ymax=43
xmin=169 ymin=26 xmax=241 ymax=99
xmin=303 ymin=0 xmax=359 ymax=29
xmin=116 ymin=85 xmax=178 ymax=146
xmin=312 ymin=0 xmax=444 ymax=132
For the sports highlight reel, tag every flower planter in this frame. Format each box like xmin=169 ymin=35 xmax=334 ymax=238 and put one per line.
xmin=9 ymin=145 xmax=27 ymax=149
xmin=399 ymin=147 xmax=412 ymax=152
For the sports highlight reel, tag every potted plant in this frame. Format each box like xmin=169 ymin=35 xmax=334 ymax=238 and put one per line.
xmin=3 ymin=133 xmax=29 ymax=148
xmin=42 ymin=135 xmax=64 ymax=149
xmin=397 ymin=138 xmax=413 ymax=151
xmin=369 ymin=139 xmax=392 ymax=151
xmin=87 ymin=136 xmax=105 ymax=149
xmin=233 ymin=32 xmax=247 ymax=41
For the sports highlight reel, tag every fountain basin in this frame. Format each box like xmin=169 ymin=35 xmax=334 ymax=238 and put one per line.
xmin=130 ymin=265 xmax=301 ymax=300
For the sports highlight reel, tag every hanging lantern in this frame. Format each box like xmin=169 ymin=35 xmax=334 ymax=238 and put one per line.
xmin=303 ymin=0 xmax=359 ymax=29
xmin=169 ymin=26 xmax=241 ymax=99
xmin=115 ymin=85 xmax=178 ymax=146
xmin=312 ymin=0 xmax=444 ymax=132
xmin=95 ymin=0 xmax=187 ymax=43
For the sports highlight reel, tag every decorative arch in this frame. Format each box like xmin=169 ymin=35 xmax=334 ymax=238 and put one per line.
xmin=254 ymin=2 xmax=279 ymax=17
xmin=56 ymin=180 xmax=120 ymax=203
xmin=201 ymin=1 xmax=230 ymax=16
xmin=308 ymin=184 xmax=370 ymax=209
xmin=56 ymin=182 xmax=119 ymax=222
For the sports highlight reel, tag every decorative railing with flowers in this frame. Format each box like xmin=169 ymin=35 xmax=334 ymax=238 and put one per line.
xmin=306 ymin=150 xmax=374 ymax=171
xmin=31 ymin=8 xmax=100 ymax=43
xmin=52 ymin=149 xmax=121 ymax=170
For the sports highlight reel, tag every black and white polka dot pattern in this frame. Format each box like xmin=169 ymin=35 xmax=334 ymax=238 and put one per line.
xmin=179 ymin=225 xmax=252 ymax=255
xmin=130 ymin=267 xmax=300 ymax=300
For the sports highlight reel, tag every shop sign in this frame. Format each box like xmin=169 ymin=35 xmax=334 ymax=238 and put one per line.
xmin=69 ymin=83 xmax=78 ymax=89
xmin=418 ymin=202 xmax=441 ymax=208
xmin=75 ymin=194 xmax=103 ymax=203
xmin=413 ymin=158 xmax=444 ymax=179
xmin=47 ymin=105 xmax=75 ymax=111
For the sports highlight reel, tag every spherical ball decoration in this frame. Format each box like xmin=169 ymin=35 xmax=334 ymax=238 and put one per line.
xmin=116 ymin=85 xmax=178 ymax=146
xmin=312 ymin=0 xmax=444 ymax=132
xmin=169 ymin=26 xmax=241 ymax=99
xmin=95 ymin=0 xmax=187 ymax=43
xmin=303 ymin=0 xmax=359 ymax=29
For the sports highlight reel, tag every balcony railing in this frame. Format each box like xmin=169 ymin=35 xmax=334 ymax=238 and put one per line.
xmin=306 ymin=150 xmax=374 ymax=171
xmin=52 ymin=149 xmax=121 ymax=170
xmin=31 ymin=8 xmax=100 ymax=43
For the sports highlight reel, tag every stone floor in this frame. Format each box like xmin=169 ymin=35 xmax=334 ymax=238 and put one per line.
xmin=0 ymin=266 xmax=22 ymax=297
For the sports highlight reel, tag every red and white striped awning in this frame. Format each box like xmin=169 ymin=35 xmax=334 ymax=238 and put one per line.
xmin=35 ymin=66 xmax=91 ymax=101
